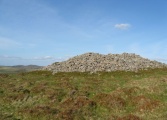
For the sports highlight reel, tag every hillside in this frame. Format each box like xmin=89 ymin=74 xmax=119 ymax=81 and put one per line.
xmin=0 ymin=65 xmax=42 ymax=73
xmin=43 ymin=52 xmax=166 ymax=74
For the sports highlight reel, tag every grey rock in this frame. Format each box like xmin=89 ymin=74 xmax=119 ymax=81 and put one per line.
xmin=42 ymin=52 xmax=167 ymax=74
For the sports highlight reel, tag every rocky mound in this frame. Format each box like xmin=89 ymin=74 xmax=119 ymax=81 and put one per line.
xmin=42 ymin=52 xmax=166 ymax=73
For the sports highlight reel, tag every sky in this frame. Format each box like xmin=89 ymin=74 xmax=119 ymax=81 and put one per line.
xmin=0 ymin=0 xmax=167 ymax=66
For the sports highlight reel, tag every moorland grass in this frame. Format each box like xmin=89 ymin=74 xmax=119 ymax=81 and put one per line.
xmin=0 ymin=68 xmax=167 ymax=119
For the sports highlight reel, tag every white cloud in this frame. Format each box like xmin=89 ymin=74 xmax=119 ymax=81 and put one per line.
xmin=114 ymin=23 xmax=131 ymax=30
xmin=152 ymin=58 xmax=167 ymax=64
xmin=0 ymin=37 xmax=21 ymax=49
xmin=33 ymin=56 xmax=54 ymax=60
xmin=154 ymin=58 xmax=167 ymax=62
xmin=0 ymin=55 xmax=22 ymax=59
xmin=126 ymin=41 xmax=167 ymax=60
xmin=0 ymin=55 xmax=68 ymax=61
xmin=0 ymin=55 xmax=70 ymax=66
xmin=0 ymin=55 xmax=54 ymax=60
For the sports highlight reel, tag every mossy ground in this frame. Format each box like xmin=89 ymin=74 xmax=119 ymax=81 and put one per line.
xmin=0 ymin=68 xmax=167 ymax=120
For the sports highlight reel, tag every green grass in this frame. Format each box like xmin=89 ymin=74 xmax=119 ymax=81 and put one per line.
xmin=0 ymin=68 xmax=167 ymax=119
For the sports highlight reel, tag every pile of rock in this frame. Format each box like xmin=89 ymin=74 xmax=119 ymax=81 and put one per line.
xmin=42 ymin=52 xmax=167 ymax=73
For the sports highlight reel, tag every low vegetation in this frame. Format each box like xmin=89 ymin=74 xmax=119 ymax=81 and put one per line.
xmin=0 ymin=65 xmax=42 ymax=74
xmin=0 ymin=68 xmax=167 ymax=120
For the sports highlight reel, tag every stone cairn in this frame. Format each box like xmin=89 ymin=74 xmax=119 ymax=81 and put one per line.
xmin=42 ymin=52 xmax=167 ymax=74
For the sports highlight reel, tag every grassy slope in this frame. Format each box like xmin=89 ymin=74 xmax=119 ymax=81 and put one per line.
xmin=0 ymin=66 xmax=19 ymax=73
xmin=0 ymin=66 xmax=42 ymax=74
xmin=0 ymin=68 xmax=167 ymax=120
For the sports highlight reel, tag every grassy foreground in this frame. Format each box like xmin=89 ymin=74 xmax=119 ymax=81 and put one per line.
xmin=0 ymin=68 xmax=167 ymax=120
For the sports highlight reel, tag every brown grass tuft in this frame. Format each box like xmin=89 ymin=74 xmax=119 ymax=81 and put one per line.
xmin=94 ymin=93 xmax=126 ymax=109
xmin=59 ymin=96 xmax=96 ymax=110
xmin=19 ymin=105 xmax=59 ymax=116
xmin=0 ymin=73 xmax=9 ymax=78
xmin=132 ymin=95 xmax=160 ymax=112
xmin=117 ymin=114 xmax=142 ymax=120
